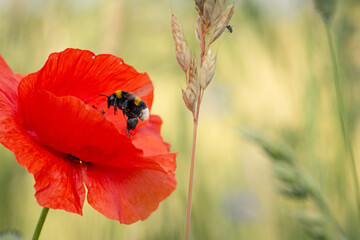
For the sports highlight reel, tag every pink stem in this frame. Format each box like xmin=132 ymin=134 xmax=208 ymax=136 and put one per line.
xmin=184 ymin=93 xmax=202 ymax=240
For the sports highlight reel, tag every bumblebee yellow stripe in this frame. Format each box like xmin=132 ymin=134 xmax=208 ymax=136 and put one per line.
xmin=115 ymin=90 xmax=122 ymax=98
xmin=134 ymin=97 xmax=142 ymax=106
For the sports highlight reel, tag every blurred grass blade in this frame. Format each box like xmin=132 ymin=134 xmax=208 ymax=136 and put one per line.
xmin=313 ymin=0 xmax=337 ymax=24
xmin=240 ymin=127 xmax=295 ymax=164
xmin=0 ymin=230 xmax=22 ymax=240
xmin=240 ymin=127 xmax=349 ymax=240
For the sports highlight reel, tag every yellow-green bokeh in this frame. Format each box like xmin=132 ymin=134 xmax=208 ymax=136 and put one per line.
xmin=1 ymin=0 xmax=360 ymax=239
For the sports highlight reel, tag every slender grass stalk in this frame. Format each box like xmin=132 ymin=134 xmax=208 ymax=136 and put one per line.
xmin=185 ymin=29 xmax=206 ymax=240
xmin=324 ymin=22 xmax=360 ymax=218
xmin=32 ymin=207 xmax=49 ymax=240
xmin=171 ymin=3 xmax=235 ymax=239
xmin=185 ymin=94 xmax=202 ymax=240
xmin=242 ymin=128 xmax=349 ymax=239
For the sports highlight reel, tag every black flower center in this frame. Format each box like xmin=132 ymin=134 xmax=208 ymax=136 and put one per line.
xmin=67 ymin=154 xmax=82 ymax=164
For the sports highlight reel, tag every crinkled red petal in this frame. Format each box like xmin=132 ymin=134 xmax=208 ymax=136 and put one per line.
xmin=83 ymin=165 xmax=176 ymax=224
xmin=23 ymin=48 xmax=153 ymax=133
xmin=18 ymin=87 xmax=142 ymax=166
xmin=18 ymin=86 xmax=171 ymax=172
xmin=132 ymin=115 xmax=177 ymax=174
xmin=0 ymin=55 xmax=86 ymax=214
xmin=0 ymin=51 xmax=177 ymax=222
xmin=34 ymin=151 xmax=86 ymax=214
xmin=31 ymin=49 xmax=153 ymax=106
xmin=133 ymin=115 xmax=172 ymax=151
xmin=0 ymin=118 xmax=86 ymax=214
xmin=0 ymin=55 xmax=20 ymax=112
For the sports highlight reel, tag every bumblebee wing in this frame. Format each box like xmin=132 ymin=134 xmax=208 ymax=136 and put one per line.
xmin=131 ymin=81 xmax=153 ymax=99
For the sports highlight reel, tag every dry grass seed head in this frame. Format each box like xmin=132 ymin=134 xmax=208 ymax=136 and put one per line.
xmin=194 ymin=0 xmax=206 ymax=14
xmin=202 ymin=0 xmax=216 ymax=26
xmin=195 ymin=15 xmax=202 ymax=44
xmin=182 ymin=88 xmax=196 ymax=113
xmin=209 ymin=3 xmax=235 ymax=45
xmin=210 ymin=0 xmax=227 ymax=28
xmin=199 ymin=49 xmax=217 ymax=89
xmin=188 ymin=57 xmax=200 ymax=98
xmin=171 ymin=13 xmax=191 ymax=72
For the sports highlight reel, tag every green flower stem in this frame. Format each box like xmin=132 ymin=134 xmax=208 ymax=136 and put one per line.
xmin=325 ymin=23 xmax=360 ymax=218
xmin=32 ymin=207 xmax=49 ymax=240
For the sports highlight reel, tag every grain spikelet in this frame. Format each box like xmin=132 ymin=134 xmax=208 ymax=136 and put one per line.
xmin=171 ymin=13 xmax=191 ymax=72
xmin=203 ymin=0 xmax=215 ymax=24
xmin=210 ymin=0 xmax=226 ymax=28
xmin=182 ymin=88 xmax=196 ymax=113
xmin=182 ymin=58 xmax=199 ymax=113
xmin=194 ymin=0 xmax=205 ymax=14
xmin=188 ymin=57 xmax=199 ymax=98
xmin=209 ymin=3 xmax=234 ymax=45
xmin=195 ymin=16 xmax=202 ymax=44
xmin=199 ymin=49 xmax=217 ymax=89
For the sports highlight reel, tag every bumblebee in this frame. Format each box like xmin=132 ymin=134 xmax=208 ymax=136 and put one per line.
xmin=100 ymin=90 xmax=149 ymax=135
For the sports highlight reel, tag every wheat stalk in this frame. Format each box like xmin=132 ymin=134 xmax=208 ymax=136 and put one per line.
xmin=241 ymin=128 xmax=349 ymax=240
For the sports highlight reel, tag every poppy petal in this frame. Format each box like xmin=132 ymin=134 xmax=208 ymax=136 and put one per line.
xmin=21 ymin=48 xmax=153 ymax=134
xmin=0 ymin=116 xmax=86 ymax=214
xmin=0 ymin=55 xmax=21 ymax=160
xmin=32 ymin=49 xmax=153 ymax=105
xmin=132 ymin=116 xmax=177 ymax=174
xmin=18 ymin=87 xmax=142 ymax=166
xmin=0 ymin=56 xmax=86 ymax=213
xmin=0 ymin=50 xmax=177 ymax=223
xmin=18 ymin=87 xmax=170 ymax=172
xmin=0 ymin=55 xmax=20 ymax=112
xmin=83 ymin=165 xmax=177 ymax=224
xmin=34 ymin=153 xmax=86 ymax=214
xmin=132 ymin=138 xmax=177 ymax=174
xmin=133 ymin=115 xmax=172 ymax=151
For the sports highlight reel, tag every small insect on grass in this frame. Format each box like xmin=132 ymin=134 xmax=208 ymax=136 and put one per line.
xmin=100 ymin=90 xmax=149 ymax=136
xmin=226 ymin=25 xmax=233 ymax=33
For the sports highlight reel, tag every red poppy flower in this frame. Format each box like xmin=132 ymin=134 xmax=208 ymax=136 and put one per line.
xmin=0 ymin=48 xmax=177 ymax=224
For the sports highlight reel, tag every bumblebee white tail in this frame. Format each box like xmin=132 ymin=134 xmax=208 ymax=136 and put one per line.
xmin=139 ymin=108 xmax=150 ymax=121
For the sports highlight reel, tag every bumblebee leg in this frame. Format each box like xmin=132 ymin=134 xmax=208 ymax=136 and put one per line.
xmin=126 ymin=117 xmax=138 ymax=136
xmin=114 ymin=104 xmax=118 ymax=115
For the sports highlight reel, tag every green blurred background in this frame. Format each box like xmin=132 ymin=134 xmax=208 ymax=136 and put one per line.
xmin=1 ymin=0 xmax=360 ymax=239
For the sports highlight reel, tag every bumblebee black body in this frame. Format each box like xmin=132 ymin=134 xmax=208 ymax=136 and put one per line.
xmin=100 ymin=90 xmax=149 ymax=135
